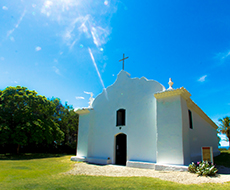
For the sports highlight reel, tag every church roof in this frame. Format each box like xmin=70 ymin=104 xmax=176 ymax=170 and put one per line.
xmin=154 ymin=87 xmax=191 ymax=100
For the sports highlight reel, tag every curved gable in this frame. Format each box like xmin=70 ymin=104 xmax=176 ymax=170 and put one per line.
xmin=92 ymin=70 xmax=165 ymax=108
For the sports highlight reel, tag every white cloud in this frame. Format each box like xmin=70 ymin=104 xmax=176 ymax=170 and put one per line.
xmin=51 ymin=1 xmax=116 ymax=50
xmin=103 ymin=63 xmax=107 ymax=69
xmin=218 ymin=133 xmax=229 ymax=147
xmin=10 ymin=37 xmax=15 ymax=42
xmin=215 ymin=50 xmax=230 ymax=66
xmin=198 ymin=75 xmax=207 ymax=82
xmin=52 ymin=66 xmax=61 ymax=75
xmin=104 ymin=0 xmax=109 ymax=6
xmin=101 ymin=62 xmax=107 ymax=73
xmin=89 ymin=25 xmax=110 ymax=48
xmin=76 ymin=96 xmax=85 ymax=100
xmin=64 ymin=15 xmax=89 ymax=40
xmin=41 ymin=1 xmax=53 ymax=17
xmin=35 ymin=46 xmax=41 ymax=51
xmin=78 ymin=17 xmax=90 ymax=34
xmin=84 ymin=91 xmax=92 ymax=95
xmin=10 ymin=0 xmax=117 ymax=51
xmin=220 ymin=51 xmax=230 ymax=60
xmin=2 ymin=6 xmax=8 ymax=10
xmin=91 ymin=27 xmax=100 ymax=47
xmin=220 ymin=141 xmax=229 ymax=147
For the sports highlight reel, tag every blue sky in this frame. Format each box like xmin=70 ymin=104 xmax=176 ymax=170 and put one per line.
xmin=0 ymin=1 xmax=230 ymax=146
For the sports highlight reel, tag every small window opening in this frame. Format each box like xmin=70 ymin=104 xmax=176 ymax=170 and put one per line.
xmin=116 ymin=109 xmax=125 ymax=126
xmin=188 ymin=110 xmax=193 ymax=129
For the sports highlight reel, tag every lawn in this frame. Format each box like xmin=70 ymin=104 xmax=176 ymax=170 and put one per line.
xmin=215 ymin=149 xmax=230 ymax=168
xmin=0 ymin=151 xmax=229 ymax=190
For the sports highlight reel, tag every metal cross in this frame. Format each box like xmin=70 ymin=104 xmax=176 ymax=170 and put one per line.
xmin=119 ymin=53 xmax=129 ymax=70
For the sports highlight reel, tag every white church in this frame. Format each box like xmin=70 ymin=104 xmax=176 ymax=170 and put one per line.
xmin=72 ymin=69 xmax=219 ymax=169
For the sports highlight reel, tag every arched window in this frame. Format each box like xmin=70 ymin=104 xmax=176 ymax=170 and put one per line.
xmin=116 ymin=109 xmax=125 ymax=126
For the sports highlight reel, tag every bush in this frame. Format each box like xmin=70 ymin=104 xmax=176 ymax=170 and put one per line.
xmin=188 ymin=162 xmax=197 ymax=173
xmin=188 ymin=161 xmax=218 ymax=176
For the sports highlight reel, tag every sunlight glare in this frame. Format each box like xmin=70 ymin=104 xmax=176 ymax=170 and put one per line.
xmin=104 ymin=0 xmax=109 ymax=6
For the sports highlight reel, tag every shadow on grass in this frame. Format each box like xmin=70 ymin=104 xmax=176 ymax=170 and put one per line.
xmin=214 ymin=149 xmax=230 ymax=174
xmin=216 ymin=165 xmax=230 ymax=174
xmin=0 ymin=153 xmax=73 ymax=160
xmin=215 ymin=152 xmax=230 ymax=168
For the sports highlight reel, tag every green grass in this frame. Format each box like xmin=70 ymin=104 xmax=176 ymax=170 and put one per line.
xmin=0 ymin=155 xmax=73 ymax=190
xmin=0 ymin=151 xmax=229 ymax=190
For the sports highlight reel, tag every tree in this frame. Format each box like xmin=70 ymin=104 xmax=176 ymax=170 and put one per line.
xmin=51 ymin=98 xmax=79 ymax=152
xmin=0 ymin=86 xmax=64 ymax=153
xmin=218 ymin=116 xmax=230 ymax=149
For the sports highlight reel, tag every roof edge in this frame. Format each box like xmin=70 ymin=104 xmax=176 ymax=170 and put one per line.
xmin=154 ymin=87 xmax=217 ymax=130
xmin=187 ymin=99 xmax=218 ymax=129
xmin=154 ymin=87 xmax=191 ymax=100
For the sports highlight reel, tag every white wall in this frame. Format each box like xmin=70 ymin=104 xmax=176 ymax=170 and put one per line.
xmin=78 ymin=71 xmax=165 ymax=164
xmin=181 ymin=97 xmax=191 ymax=165
xmin=188 ymin=110 xmax=219 ymax=162
xmin=76 ymin=71 xmax=219 ymax=166
xmin=156 ymin=95 xmax=185 ymax=165
xmin=76 ymin=114 xmax=90 ymax=158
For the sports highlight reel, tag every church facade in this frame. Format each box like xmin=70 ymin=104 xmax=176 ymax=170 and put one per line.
xmin=72 ymin=71 xmax=219 ymax=169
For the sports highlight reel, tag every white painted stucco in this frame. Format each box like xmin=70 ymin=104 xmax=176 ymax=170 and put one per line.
xmin=156 ymin=95 xmax=185 ymax=165
xmin=75 ymin=71 xmax=165 ymax=164
xmin=188 ymin=110 xmax=219 ymax=161
xmin=76 ymin=113 xmax=90 ymax=159
xmin=180 ymin=97 xmax=191 ymax=165
xmin=72 ymin=70 xmax=220 ymax=168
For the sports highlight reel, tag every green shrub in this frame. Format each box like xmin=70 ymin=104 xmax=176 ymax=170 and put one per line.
xmin=188 ymin=162 xmax=197 ymax=173
xmin=188 ymin=161 xmax=218 ymax=176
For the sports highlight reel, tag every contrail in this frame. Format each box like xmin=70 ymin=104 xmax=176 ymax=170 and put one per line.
xmin=88 ymin=47 xmax=108 ymax=99
xmin=7 ymin=9 xmax=26 ymax=37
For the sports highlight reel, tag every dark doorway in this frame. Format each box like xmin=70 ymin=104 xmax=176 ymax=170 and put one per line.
xmin=115 ymin=133 xmax=127 ymax=165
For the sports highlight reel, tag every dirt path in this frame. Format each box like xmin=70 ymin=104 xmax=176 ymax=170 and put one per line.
xmin=65 ymin=162 xmax=230 ymax=184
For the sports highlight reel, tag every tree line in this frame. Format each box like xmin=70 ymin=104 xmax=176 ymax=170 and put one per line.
xmin=0 ymin=86 xmax=78 ymax=154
